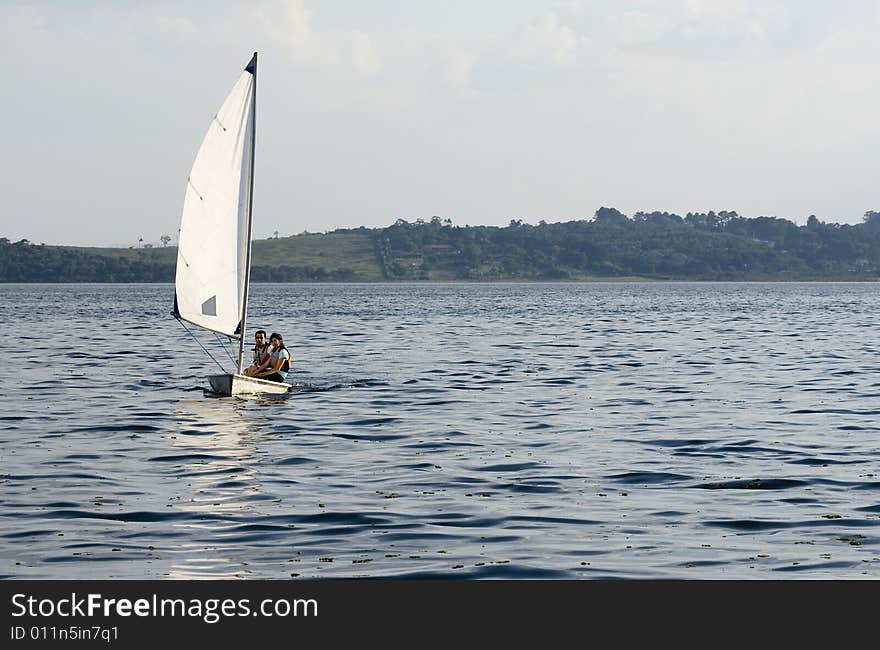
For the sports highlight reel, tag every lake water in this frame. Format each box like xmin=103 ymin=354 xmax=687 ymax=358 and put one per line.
xmin=1 ymin=282 xmax=879 ymax=579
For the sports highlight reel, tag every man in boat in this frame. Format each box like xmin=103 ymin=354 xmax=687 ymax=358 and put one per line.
xmin=255 ymin=332 xmax=292 ymax=383
xmin=243 ymin=330 xmax=272 ymax=377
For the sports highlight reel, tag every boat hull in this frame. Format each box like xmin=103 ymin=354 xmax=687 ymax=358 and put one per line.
xmin=207 ymin=373 xmax=292 ymax=397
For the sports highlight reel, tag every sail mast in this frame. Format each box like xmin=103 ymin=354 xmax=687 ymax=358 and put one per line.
xmin=237 ymin=51 xmax=258 ymax=374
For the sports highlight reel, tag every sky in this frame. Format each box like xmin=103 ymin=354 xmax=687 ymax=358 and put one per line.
xmin=1 ymin=0 xmax=878 ymax=247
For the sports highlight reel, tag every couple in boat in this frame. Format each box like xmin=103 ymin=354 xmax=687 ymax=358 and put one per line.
xmin=243 ymin=330 xmax=292 ymax=383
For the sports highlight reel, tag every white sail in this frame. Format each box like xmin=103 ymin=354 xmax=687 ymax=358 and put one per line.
xmin=171 ymin=54 xmax=290 ymax=396
xmin=174 ymin=62 xmax=255 ymax=338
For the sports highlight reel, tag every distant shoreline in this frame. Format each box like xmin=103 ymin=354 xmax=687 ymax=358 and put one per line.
xmin=4 ymin=210 xmax=879 ymax=282
xmin=3 ymin=278 xmax=879 ymax=285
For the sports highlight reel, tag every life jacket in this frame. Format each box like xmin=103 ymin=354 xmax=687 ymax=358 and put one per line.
xmin=275 ymin=346 xmax=292 ymax=372
xmin=252 ymin=343 xmax=270 ymax=365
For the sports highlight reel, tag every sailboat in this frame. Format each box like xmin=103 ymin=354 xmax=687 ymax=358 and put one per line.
xmin=172 ymin=52 xmax=292 ymax=397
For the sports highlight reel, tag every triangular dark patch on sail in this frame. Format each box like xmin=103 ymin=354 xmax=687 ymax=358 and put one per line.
xmin=201 ymin=295 xmax=217 ymax=317
xmin=245 ymin=53 xmax=257 ymax=75
xmin=234 ymin=320 xmax=242 ymax=336
xmin=171 ymin=293 xmax=181 ymax=318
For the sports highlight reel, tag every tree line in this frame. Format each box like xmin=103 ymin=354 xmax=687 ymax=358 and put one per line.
xmin=2 ymin=209 xmax=880 ymax=282
xmin=373 ymin=209 xmax=880 ymax=281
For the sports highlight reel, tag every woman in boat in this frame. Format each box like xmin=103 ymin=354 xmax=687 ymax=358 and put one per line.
xmin=255 ymin=332 xmax=291 ymax=383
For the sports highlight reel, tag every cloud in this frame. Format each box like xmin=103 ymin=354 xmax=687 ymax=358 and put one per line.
xmin=597 ymin=1 xmax=790 ymax=59
xmin=257 ymin=1 xmax=384 ymax=77
xmin=261 ymin=0 xmax=323 ymax=65
xmin=512 ymin=13 xmax=581 ymax=66
xmin=351 ymin=30 xmax=379 ymax=75
xmin=443 ymin=51 xmax=474 ymax=90
xmin=608 ymin=10 xmax=672 ymax=48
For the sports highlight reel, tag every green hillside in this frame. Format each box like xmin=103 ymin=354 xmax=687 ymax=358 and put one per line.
xmin=44 ymin=231 xmax=383 ymax=282
xmin=253 ymin=232 xmax=382 ymax=279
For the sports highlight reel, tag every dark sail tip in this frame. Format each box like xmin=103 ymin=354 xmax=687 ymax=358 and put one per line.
xmin=171 ymin=293 xmax=181 ymax=319
xmin=245 ymin=52 xmax=257 ymax=74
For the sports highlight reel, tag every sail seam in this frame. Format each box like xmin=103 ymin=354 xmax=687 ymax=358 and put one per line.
xmin=187 ymin=177 xmax=204 ymax=201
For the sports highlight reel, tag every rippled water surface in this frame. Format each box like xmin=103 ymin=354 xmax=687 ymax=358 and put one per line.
xmin=2 ymin=282 xmax=880 ymax=579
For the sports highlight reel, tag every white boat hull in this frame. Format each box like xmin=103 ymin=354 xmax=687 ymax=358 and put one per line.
xmin=207 ymin=373 xmax=292 ymax=397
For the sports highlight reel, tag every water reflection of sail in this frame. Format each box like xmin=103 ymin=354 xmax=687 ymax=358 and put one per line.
xmin=163 ymin=399 xmax=268 ymax=578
